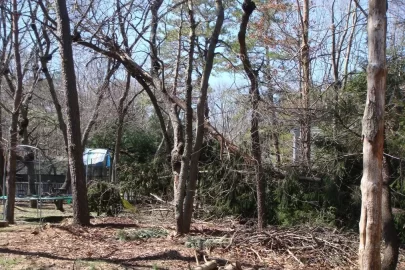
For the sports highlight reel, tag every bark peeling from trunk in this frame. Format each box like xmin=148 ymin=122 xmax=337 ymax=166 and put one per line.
xmin=359 ymin=1 xmax=387 ymax=269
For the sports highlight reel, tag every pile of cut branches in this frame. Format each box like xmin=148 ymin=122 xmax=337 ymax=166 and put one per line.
xmin=227 ymin=226 xmax=357 ymax=267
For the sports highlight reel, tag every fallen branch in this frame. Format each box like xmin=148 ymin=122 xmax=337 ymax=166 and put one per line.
xmin=249 ymin=247 xmax=263 ymax=263
xmin=225 ymin=231 xmax=237 ymax=250
xmin=150 ymin=193 xmax=166 ymax=203
xmin=287 ymin=249 xmax=304 ymax=266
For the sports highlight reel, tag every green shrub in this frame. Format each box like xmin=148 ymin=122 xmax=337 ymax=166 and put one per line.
xmin=117 ymin=227 xmax=168 ymax=241
xmin=87 ymin=181 xmax=122 ymax=216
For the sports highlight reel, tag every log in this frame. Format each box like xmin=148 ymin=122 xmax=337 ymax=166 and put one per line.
xmin=193 ymin=260 xmax=217 ymax=270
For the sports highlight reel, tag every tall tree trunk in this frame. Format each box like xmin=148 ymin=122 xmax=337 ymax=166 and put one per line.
xmin=176 ymin=0 xmax=196 ymax=234
xmin=55 ymin=0 xmax=90 ymax=226
xmin=358 ymin=0 xmax=387 ymax=268
xmin=19 ymin=93 xmax=36 ymax=207
xmin=238 ymin=0 xmax=265 ymax=231
xmin=111 ymin=72 xmax=131 ymax=183
xmin=381 ymin=156 xmax=399 ymax=270
xmin=0 ymin=85 xmax=3 ymax=197
xmin=142 ymin=0 xmax=172 ymax=160
xmin=0 ymin=7 xmax=6 ymax=198
xmin=5 ymin=0 xmax=24 ymax=224
xmin=171 ymin=103 xmax=184 ymax=233
xmin=297 ymin=0 xmax=311 ymax=166
xmin=265 ymin=47 xmax=281 ymax=167
xmin=331 ymin=4 xmax=339 ymax=140
xmin=183 ymin=0 xmax=224 ymax=233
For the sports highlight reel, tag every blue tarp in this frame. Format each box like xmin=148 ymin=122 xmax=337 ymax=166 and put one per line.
xmin=83 ymin=148 xmax=111 ymax=167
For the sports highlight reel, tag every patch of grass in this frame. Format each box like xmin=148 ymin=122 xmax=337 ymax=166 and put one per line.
xmin=117 ymin=227 xmax=168 ymax=241
xmin=0 ymin=257 xmax=23 ymax=267
xmin=74 ymin=259 xmax=106 ymax=270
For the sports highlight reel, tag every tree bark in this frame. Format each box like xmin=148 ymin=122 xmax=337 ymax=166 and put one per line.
xmin=0 ymin=7 xmax=7 ymax=198
xmin=5 ymin=0 xmax=24 ymax=224
xmin=358 ymin=0 xmax=387 ymax=268
xmin=55 ymin=0 xmax=90 ymax=226
xmin=170 ymin=102 xmax=184 ymax=232
xmin=381 ymin=156 xmax=399 ymax=270
xmin=238 ymin=0 xmax=265 ymax=231
xmin=297 ymin=0 xmax=311 ymax=166
xmin=183 ymin=0 xmax=224 ymax=233
xmin=265 ymin=46 xmax=281 ymax=167
xmin=111 ymin=72 xmax=131 ymax=183
xmin=176 ymin=0 xmax=196 ymax=234
xmin=19 ymin=96 xmax=36 ymax=207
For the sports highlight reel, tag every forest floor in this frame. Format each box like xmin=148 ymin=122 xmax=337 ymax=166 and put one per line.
xmin=0 ymin=202 xmax=404 ymax=270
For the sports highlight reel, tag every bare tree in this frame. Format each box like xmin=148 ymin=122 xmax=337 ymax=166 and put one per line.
xmin=182 ymin=0 xmax=224 ymax=233
xmin=359 ymin=0 xmax=387 ymax=268
xmin=238 ymin=0 xmax=265 ymax=231
xmin=54 ymin=0 xmax=89 ymax=225
xmin=175 ymin=0 xmax=196 ymax=234
xmin=4 ymin=0 xmax=24 ymax=223
xmin=297 ymin=0 xmax=311 ymax=166
xmin=0 ymin=3 xmax=12 ymax=197
xmin=111 ymin=72 xmax=142 ymax=183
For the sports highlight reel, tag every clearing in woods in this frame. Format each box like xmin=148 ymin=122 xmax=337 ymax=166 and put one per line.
xmin=0 ymin=202 xmax=404 ymax=270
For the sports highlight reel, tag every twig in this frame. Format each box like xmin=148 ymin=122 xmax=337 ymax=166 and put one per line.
xmin=150 ymin=193 xmax=166 ymax=203
xmin=249 ymin=247 xmax=263 ymax=263
xmin=225 ymin=230 xmax=238 ymax=250
xmin=287 ymin=249 xmax=304 ymax=266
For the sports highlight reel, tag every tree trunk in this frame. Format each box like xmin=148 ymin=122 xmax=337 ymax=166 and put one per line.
xmin=297 ymin=0 xmax=311 ymax=166
xmin=183 ymin=0 xmax=224 ymax=233
xmin=358 ymin=0 xmax=387 ymax=268
xmin=176 ymin=0 xmax=196 ymax=234
xmin=111 ymin=72 xmax=131 ymax=183
xmin=381 ymin=156 xmax=399 ymax=270
xmin=55 ymin=0 xmax=90 ymax=226
xmin=19 ymin=92 xmax=36 ymax=207
xmin=170 ymin=103 xmax=184 ymax=233
xmin=331 ymin=6 xmax=339 ymax=140
xmin=265 ymin=46 xmax=281 ymax=167
xmin=0 ymin=9 xmax=6 ymax=197
xmin=238 ymin=0 xmax=265 ymax=231
xmin=5 ymin=0 xmax=24 ymax=224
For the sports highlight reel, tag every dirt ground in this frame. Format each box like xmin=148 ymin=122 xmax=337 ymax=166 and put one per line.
xmin=0 ymin=202 xmax=404 ymax=270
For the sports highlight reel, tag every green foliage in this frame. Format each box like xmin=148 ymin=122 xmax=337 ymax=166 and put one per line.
xmin=122 ymin=198 xmax=137 ymax=213
xmin=119 ymin=161 xmax=172 ymax=201
xmin=87 ymin=181 xmax=122 ymax=216
xmin=273 ymin=162 xmax=362 ymax=228
xmin=90 ymin=128 xmax=159 ymax=164
xmin=116 ymin=227 xmax=168 ymax=241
